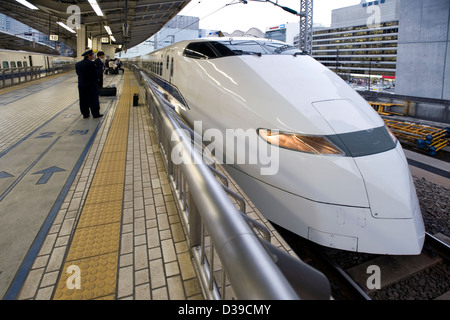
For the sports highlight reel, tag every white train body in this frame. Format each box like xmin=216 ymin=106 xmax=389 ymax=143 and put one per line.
xmin=0 ymin=49 xmax=75 ymax=71
xmin=140 ymin=38 xmax=425 ymax=255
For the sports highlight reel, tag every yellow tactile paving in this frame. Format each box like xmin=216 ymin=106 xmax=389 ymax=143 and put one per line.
xmin=65 ymin=223 xmax=122 ymax=261
xmin=53 ymin=74 xmax=132 ymax=300
xmin=90 ymin=172 xmax=125 ymax=187
xmin=92 ymin=159 xmax=126 ymax=174
xmin=75 ymin=201 xmax=123 ymax=229
xmin=54 ymin=253 xmax=119 ymax=300
xmin=98 ymin=150 xmax=127 ymax=163
xmin=83 ymin=183 xmax=125 ymax=203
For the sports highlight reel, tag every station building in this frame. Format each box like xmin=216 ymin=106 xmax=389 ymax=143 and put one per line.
xmin=395 ymin=0 xmax=450 ymax=100
xmin=263 ymin=1 xmax=400 ymax=86
xmin=311 ymin=0 xmax=400 ymax=86
xmin=265 ymin=22 xmax=301 ymax=45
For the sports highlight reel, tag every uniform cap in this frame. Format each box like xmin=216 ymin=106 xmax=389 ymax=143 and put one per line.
xmin=82 ymin=49 xmax=94 ymax=56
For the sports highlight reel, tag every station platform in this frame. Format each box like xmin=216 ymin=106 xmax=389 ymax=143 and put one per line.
xmin=0 ymin=69 xmax=297 ymax=300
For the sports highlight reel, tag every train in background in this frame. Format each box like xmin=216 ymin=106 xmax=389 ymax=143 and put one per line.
xmin=0 ymin=49 xmax=76 ymax=74
xmin=132 ymin=37 xmax=425 ymax=255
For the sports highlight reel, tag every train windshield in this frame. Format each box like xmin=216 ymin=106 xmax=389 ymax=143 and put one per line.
xmin=184 ymin=40 xmax=302 ymax=59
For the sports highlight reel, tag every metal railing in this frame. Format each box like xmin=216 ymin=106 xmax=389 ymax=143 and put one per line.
xmin=129 ymin=63 xmax=331 ymax=300
xmin=0 ymin=66 xmax=42 ymax=88
xmin=0 ymin=64 xmax=75 ymax=88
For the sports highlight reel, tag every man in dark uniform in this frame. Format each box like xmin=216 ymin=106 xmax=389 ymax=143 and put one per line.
xmin=75 ymin=49 xmax=103 ymax=118
xmin=93 ymin=51 xmax=105 ymax=89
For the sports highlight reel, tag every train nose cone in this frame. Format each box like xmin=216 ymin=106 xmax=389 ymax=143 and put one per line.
xmin=312 ymin=99 xmax=422 ymax=220
xmin=353 ymin=145 xmax=420 ymax=219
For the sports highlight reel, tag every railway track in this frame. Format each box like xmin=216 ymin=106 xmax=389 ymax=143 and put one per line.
xmin=275 ymin=227 xmax=450 ymax=300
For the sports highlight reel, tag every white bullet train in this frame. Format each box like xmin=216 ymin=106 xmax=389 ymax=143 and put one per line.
xmin=0 ymin=49 xmax=75 ymax=73
xmin=138 ymin=38 xmax=425 ymax=255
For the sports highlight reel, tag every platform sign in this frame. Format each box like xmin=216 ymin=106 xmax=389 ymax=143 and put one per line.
xmin=101 ymin=37 xmax=109 ymax=44
xmin=49 ymin=35 xmax=58 ymax=41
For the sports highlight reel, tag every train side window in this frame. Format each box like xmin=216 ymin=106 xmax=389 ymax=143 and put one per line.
xmin=23 ymin=61 xmax=28 ymax=67
xmin=17 ymin=61 xmax=22 ymax=67
xmin=2 ymin=61 xmax=8 ymax=68
xmin=10 ymin=61 xmax=16 ymax=68
xmin=184 ymin=42 xmax=217 ymax=59
xmin=159 ymin=62 xmax=163 ymax=75
xmin=170 ymin=57 xmax=174 ymax=77
xmin=166 ymin=55 xmax=169 ymax=69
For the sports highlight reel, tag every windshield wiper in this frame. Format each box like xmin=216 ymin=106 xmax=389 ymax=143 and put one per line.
xmin=274 ymin=45 xmax=297 ymax=53
xmin=231 ymin=50 xmax=262 ymax=57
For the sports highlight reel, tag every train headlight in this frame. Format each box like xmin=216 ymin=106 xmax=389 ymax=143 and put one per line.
xmin=258 ymin=129 xmax=344 ymax=155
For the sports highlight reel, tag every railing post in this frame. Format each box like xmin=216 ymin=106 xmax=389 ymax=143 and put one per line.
xmin=188 ymin=191 xmax=202 ymax=248
xmin=1 ymin=70 xmax=5 ymax=88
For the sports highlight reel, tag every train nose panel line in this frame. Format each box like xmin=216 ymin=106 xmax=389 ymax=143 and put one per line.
xmin=353 ymin=147 xmax=421 ymax=219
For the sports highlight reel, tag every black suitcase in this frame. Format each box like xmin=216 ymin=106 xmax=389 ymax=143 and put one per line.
xmin=99 ymin=86 xmax=117 ymax=96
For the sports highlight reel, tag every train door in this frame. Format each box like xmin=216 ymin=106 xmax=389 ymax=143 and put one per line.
xmin=28 ymin=55 xmax=33 ymax=67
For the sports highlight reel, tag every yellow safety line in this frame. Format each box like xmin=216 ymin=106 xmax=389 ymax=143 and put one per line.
xmin=53 ymin=74 xmax=131 ymax=300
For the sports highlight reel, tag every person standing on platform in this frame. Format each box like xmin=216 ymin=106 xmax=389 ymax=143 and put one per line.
xmin=94 ymin=51 xmax=105 ymax=89
xmin=75 ymin=49 xmax=103 ymax=119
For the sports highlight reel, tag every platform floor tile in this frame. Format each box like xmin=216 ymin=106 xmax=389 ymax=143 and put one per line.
xmin=16 ymin=71 xmax=203 ymax=300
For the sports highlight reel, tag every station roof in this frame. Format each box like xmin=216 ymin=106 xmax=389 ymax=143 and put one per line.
xmin=0 ymin=30 xmax=59 ymax=55
xmin=0 ymin=0 xmax=191 ymax=55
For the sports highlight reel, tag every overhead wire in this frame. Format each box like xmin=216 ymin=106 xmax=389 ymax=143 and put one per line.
xmin=155 ymin=0 xmax=242 ymax=46
xmin=155 ymin=0 xmax=299 ymax=47
xmin=172 ymin=0 xmax=239 ymax=35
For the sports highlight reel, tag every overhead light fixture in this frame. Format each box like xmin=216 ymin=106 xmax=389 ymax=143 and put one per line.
xmin=88 ymin=0 xmax=104 ymax=16
xmin=15 ymin=0 xmax=38 ymax=10
xmin=57 ymin=21 xmax=76 ymax=34
xmin=104 ymin=26 xmax=112 ymax=35
xmin=110 ymin=36 xmax=116 ymax=42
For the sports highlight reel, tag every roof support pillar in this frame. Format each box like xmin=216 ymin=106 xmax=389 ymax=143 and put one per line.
xmin=76 ymin=24 xmax=87 ymax=60
xmin=92 ymin=37 xmax=102 ymax=52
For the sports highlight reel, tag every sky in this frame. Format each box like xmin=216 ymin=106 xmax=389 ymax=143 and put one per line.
xmin=177 ymin=0 xmax=362 ymax=33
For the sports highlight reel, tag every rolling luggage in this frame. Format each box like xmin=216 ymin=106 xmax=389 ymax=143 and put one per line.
xmin=99 ymin=86 xmax=117 ymax=96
